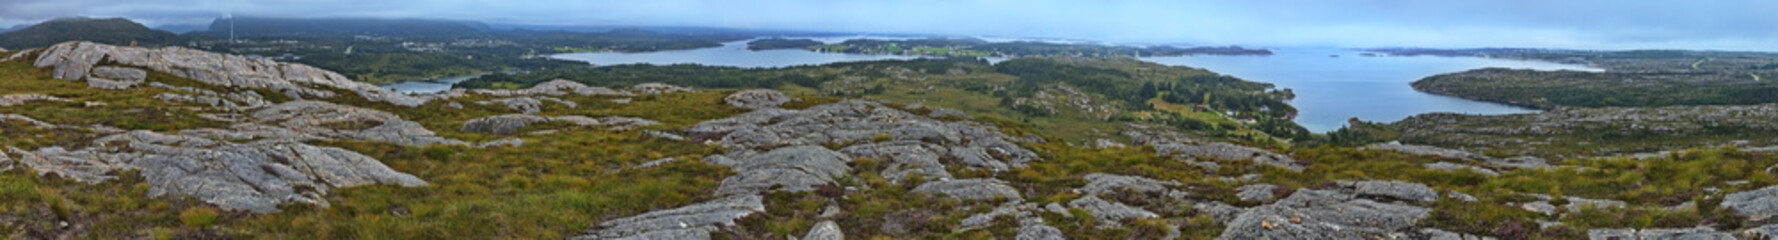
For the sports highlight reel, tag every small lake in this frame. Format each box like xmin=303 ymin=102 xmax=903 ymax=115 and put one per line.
xmin=1143 ymin=49 xmax=1600 ymax=132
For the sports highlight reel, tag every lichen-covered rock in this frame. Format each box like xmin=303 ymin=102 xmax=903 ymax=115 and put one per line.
xmin=475 ymin=138 xmax=525 ymax=148
xmin=1589 ymin=227 xmax=1733 ymax=240
xmin=1153 ymin=142 xmax=1302 ymax=171
xmin=1745 ymin=224 xmax=1778 ymax=239
xmin=0 ymin=94 xmax=71 ymax=107
xmin=1353 ymin=180 xmax=1440 ymax=203
xmin=690 ymin=100 xmax=1039 ymax=170
xmin=1237 ymin=184 xmax=1281 ymax=202
xmin=1408 ymin=228 xmax=1497 ymax=240
xmin=716 ymin=146 xmax=852 ymax=195
xmin=1016 ymin=224 xmax=1066 ymax=240
xmin=86 ymin=66 xmax=147 ymax=89
xmin=838 ymin=141 xmax=952 ymax=182
xmin=1217 ymin=189 xmax=1432 ymax=239
xmin=461 ymin=114 xmax=551 ymax=135
xmin=9 ymin=130 xmax=426 ymax=213
xmin=803 ymin=220 xmax=844 ymax=240
xmin=571 ymin=194 xmax=765 ymax=240
xmin=1725 ymin=185 xmax=1778 ymax=221
xmin=1079 ymin=173 xmax=1183 ymax=197
xmin=475 ymin=97 xmax=546 ymax=113
xmin=724 ymin=89 xmax=797 ymax=109
xmin=252 ymin=101 xmax=465 ymax=146
xmin=1067 ymin=195 xmax=1159 ymax=223
xmin=630 ymin=82 xmax=694 ymax=94
xmin=913 ymin=179 xmax=1022 ymax=201
xmin=1424 ymin=162 xmax=1501 ymax=176
xmin=470 ymin=79 xmax=630 ymax=97
xmin=30 ymin=41 xmax=430 ymax=106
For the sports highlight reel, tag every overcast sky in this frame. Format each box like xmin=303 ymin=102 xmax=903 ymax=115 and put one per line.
xmin=1 ymin=0 xmax=1771 ymax=51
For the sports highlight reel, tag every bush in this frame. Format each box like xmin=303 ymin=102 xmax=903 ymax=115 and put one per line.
xmin=179 ymin=207 xmax=220 ymax=227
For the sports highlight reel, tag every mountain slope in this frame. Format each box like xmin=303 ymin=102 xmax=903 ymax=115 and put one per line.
xmin=205 ymin=17 xmax=487 ymax=38
xmin=0 ymin=17 xmax=185 ymax=49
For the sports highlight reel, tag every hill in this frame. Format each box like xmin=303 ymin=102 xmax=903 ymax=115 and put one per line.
xmin=9 ymin=41 xmax=1778 ymax=239
xmin=1375 ymin=48 xmax=1778 ymax=109
xmin=0 ymin=17 xmax=185 ymax=49
xmin=205 ymin=17 xmax=490 ymax=38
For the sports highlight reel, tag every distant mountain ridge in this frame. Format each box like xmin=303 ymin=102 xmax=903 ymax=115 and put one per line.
xmin=0 ymin=17 xmax=186 ymax=49
xmin=205 ymin=17 xmax=492 ymax=38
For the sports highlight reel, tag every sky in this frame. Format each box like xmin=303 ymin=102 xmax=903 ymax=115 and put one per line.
xmin=1 ymin=0 xmax=1773 ymax=51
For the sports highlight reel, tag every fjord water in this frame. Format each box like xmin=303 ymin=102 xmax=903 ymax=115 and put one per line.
xmin=549 ymin=38 xmax=920 ymax=68
xmin=1143 ymin=48 xmax=1600 ymax=132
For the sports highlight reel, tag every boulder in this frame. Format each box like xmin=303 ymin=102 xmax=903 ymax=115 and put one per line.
xmin=803 ymin=220 xmax=844 ymax=240
xmin=571 ymin=194 xmax=765 ymax=240
xmin=475 ymin=97 xmax=546 ymax=113
xmin=724 ymin=89 xmax=797 ymax=109
xmin=461 ymin=114 xmax=551 ymax=135
xmin=1409 ymin=228 xmax=1497 ymax=240
xmin=1353 ymin=180 xmax=1440 ymax=203
xmin=1424 ymin=162 xmax=1501 ymax=176
xmin=912 ymin=179 xmax=1022 ymax=201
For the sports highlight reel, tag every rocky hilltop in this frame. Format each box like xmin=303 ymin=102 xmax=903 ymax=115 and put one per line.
xmin=5 ymin=41 xmax=1778 ymax=239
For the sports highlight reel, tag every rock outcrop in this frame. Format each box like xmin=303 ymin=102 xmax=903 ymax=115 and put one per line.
xmin=1725 ymin=185 xmax=1778 ymax=222
xmin=1124 ymin=124 xmax=1302 ymax=171
xmin=571 ymin=195 xmax=765 ymax=240
xmin=1588 ymin=227 xmax=1734 ymax=240
xmin=711 ymin=146 xmax=853 ymax=195
xmin=1366 ymin=142 xmax=1550 ymax=169
xmin=252 ymin=101 xmax=465 ymax=146
xmin=724 ymin=89 xmax=797 ymax=109
xmin=689 ymin=100 xmax=1039 ymax=170
xmin=28 ymin=41 xmax=430 ymax=106
xmin=802 ymin=220 xmax=844 ymax=240
xmin=8 ymin=130 xmax=426 ymax=213
xmin=911 ymin=179 xmax=1022 ymax=201
xmin=1217 ymin=184 xmax=1437 ymax=239
xmin=0 ymin=94 xmax=72 ymax=107
xmin=1352 ymin=180 xmax=1440 ymax=203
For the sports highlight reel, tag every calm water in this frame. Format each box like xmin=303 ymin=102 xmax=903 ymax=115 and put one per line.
xmin=548 ymin=38 xmax=923 ymax=68
xmin=385 ymin=40 xmax=1596 ymax=133
xmin=1143 ymin=48 xmax=1600 ymax=132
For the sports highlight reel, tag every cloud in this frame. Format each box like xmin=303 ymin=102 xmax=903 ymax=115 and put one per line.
xmin=0 ymin=0 xmax=1769 ymax=51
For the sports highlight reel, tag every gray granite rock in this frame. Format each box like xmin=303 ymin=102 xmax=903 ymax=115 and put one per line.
xmin=85 ymin=66 xmax=147 ymax=89
xmin=0 ymin=94 xmax=71 ymax=107
xmin=838 ymin=141 xmax=953 ymax=182
xmin=630 ymin=82 xmax=694 ymax=94
xmin=1217 ymin=189 xmax=1432 ymax=240
xmin=252 ymin=101 xmax=466 ymax=146
xmin=1590 ymin=227 xmax=1733 ymax=240
xmin=1152 ymin=142 xmax=1303 ymax=172
xmin=461 ymin=114 xmax=551 ymax=135
xmin=913 ymin=179 xmax=1022 ymax=201
xmin=689 ymin=100 xmax=1039 ymax=170
xmin=30 ymin=41 xmax=430 ymax=106
xmin=1078 ymin=173 xmax=1183 ymax=197
xmin=716 ymin=146 xmax=852 ymax=195
xmin=724 ymin=89 xmax=797 ymax=109
xmin=1725 ymin=185 xmax=1778 ymax=222
xmin=1410 ymin=228 xmax=1497 ymax=240
xmin=469 ymin=79 xmax=630 ymax=97
xmin=475 ymin=97 xmax=546 ymax=113
xmin=1744 ymin=224 xmax=1778 ymax=239
xmin=1237 ymin=184 xmax=1282 ymax=202
xmin=1068 ymin=195 xmax=1159 ymax=224
xmin=1016 ymin=224 xmax=1066 ymax=240
xmin=10 ymin=130 xmax=426 ymax=213
xmin=803 ymin=220 xmax=843 ymax=240
xmin=475 ymin=138 xmax=524 ymax=148
xmin=1353 ymin=180 xmax=1440 ymax=203
xmin=572 ymin=194 xmax=765 ymax=240
xmin=1425 ymin=162 xmax=1501 ymax=176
